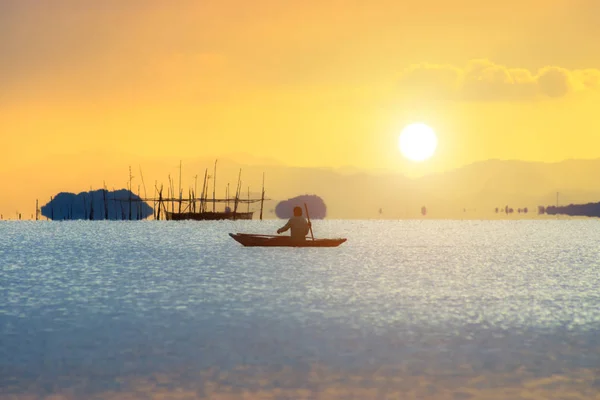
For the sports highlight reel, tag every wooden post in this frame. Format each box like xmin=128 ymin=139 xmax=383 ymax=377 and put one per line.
xmin=191 ymin=189 xmax=195 ymax=213
xmin=128 ymin=166 xmax=133 ymax=221
xmin=35 ymin=199 xmax=39 ymax=221
xmin=259 ymin=173 xmax=265 ymax=221
xmin=103 ymin=188 xmax=108 ymax=220
xmin=233 ymin=169 xmax=242 ymax=219
xmin=194 ymin=175 xmax=198 ymax=213
xmin=139 ymin=168 xmax=147 ymax=219
xmin=112 ymin=188 xmax=117 ymax=220
xmin=162 ymin=186 xmax=169 ymax=219
xmin=139 ymin=166 xmax=148 ymax=200
xmin=178 ymin=160 xmax=182 ymax=214
xmin=167 ymin=179 xmax=170 ymax=215
xmin=200 ymin=168 xmax=208 ymax=213
xmin=89 ymin=192 xmax=94 ymax=221
xmin=247 ymin=186 xmax=250 ymax=213
xmin=153 ymin=181 xmax=157 ymax=220
xmin=157 ymin=185 xmax=163 ymax=220
xmin=212 ymin=159 xmax=217 ymax=213
xmin=171 ymin=175 xmax=175 ymax=214
xmin=138 ymin=185 xmax=142 ymax=220
xmin=168 ymin=175 xmax=174 ymax=214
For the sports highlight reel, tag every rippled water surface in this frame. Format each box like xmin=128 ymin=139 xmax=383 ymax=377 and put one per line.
xmin=1 ymin=220 xmax=599 ymax=399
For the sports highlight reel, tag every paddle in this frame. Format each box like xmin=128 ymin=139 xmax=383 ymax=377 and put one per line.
xmin=304 ymin=202 xmax=315 ymax=241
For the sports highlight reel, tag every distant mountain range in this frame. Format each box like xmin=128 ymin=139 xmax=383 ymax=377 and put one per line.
xmin=7 ymin=153 xmax=600 ymax=219
xmin=213 ymin=157 xmax=600 ymax=219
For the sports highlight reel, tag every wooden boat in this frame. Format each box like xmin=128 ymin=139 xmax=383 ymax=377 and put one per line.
xmin=165 ymin=211 xmax=254 ymax=221
xmin=229 ymin=233 xmax=347 ymax=247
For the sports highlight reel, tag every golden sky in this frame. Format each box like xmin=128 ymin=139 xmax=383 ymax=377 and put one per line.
xmin=2 ymin=0 xmax=600 ymax=216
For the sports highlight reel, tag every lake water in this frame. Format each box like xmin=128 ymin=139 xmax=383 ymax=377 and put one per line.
xmin=1 ymin=220 xmax=599 ymax=399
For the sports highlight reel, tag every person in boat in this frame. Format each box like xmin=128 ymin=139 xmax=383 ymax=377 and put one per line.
xmin=277 ymin=206 xmax=311 ymax=241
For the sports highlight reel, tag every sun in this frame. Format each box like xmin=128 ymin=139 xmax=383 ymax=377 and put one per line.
xmin=398 ymin=123 xmax=438 ymax=162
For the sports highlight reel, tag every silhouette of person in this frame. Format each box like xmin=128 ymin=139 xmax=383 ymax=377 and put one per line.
xmin=277 ymin=206 xmax=311 ymax=241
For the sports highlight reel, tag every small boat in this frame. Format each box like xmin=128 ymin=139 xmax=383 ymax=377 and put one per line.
xmin=229 ymin=233 xmax=347 ymax=247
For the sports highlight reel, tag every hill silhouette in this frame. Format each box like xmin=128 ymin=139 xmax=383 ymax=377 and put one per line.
xmin=275 ymin=195 xmax=326 ymax=219
xmin=41 ymin=189 xmax=153 ymax=220
xmin=231 ymin=158 xmax=600 ymax=219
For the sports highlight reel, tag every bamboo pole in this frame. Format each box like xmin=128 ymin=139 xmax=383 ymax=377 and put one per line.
xmin=212 ymin=159 xmax=217 ymax=212
xmin=157 ymin=185 xmax=163 ymax=220
xmin=201 ymin=168 xmax=208 ymax=213
xmin=162 ymin=186 xmax=169 ymax=219
xmin=178 ymin=160 xmax=182 ymax=214
xmin=168 ymin=174 xmax=174 ymax=214
xmin=137 ymin=184 xmax=141 ymax=220
xmin=233 ymin=169 xmax=242 ymax=219
xmin=139 ymin=166 xmax=148 ymax=200
xmin=112 ymin=187 xmax=117 ymax=220
xmin=153 ymin=181 xmax=157 ymax=220
xmin=128 ymin=167 xmax=133 ymax=221
xmin=103 ymin=183 xmax=108 ymax=220
xmin=89 ymin=191 xmax=94 ymax=221
xmin=139 ymin=167 xmax=147 ymax=220
xmin=259 ymin=173 xmax=265 ymax=221
xmin=194 ymin=175 xmax=198 ymax=213
xmin=205 ymin=176 xmax=210 ymax=211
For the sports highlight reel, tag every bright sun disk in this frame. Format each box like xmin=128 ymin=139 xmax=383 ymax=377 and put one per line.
xmin=398 ymin=123 xmax=438 ymax=162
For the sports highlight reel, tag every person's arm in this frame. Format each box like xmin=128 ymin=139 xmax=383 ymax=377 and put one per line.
xmin=304 ymin=220 xmax=311 ymax=236
xmin=277 ymin=219 xmax=292 ymax=234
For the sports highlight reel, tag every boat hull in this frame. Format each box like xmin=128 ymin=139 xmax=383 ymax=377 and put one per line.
xmin=229 ymin=233 xmax=346 ymax=247
xmin=165 ymin=211 xmax=254 ymax=221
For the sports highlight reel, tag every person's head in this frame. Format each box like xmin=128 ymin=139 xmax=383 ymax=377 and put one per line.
xmin=293 ymin=206 xmax=302 ymax=217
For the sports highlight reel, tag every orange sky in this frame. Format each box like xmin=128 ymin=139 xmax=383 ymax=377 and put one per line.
xmin=2 ymin=0 xmax=600 ymax=216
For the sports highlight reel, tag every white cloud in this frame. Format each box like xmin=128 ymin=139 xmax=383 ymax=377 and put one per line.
xmin=399 ymin=59 xmax=600 ymax=101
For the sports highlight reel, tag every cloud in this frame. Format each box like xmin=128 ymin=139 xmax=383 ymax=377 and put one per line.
xmin=398 ymin=59 xmax=600 ymax=102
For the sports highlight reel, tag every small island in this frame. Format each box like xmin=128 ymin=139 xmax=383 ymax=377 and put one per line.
xmin=275 ymin=194 xmax=326 ymax=219
xmin=41 ymin=189 xmax=153 ymax=220
xmin=541 ymin=202 xmax=600 ymax=218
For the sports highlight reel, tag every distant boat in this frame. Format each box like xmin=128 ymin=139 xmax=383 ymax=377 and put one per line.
xmin=165 ymin=211 xmax=254 ymax=221
xmin=229 ymin=233 xmax=347 ymax=247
